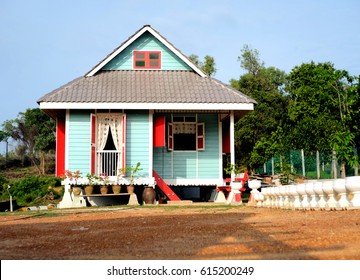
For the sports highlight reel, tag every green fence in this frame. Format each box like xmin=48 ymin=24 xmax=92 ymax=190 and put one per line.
xmin=257 ymin=149 xmax=358 ymax=179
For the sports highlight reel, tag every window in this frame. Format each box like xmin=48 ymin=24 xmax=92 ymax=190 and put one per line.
xmin=168 ymin=115 xmax=205 ymax=151
xmin=133 ymin=51 xmax=161 ymax=69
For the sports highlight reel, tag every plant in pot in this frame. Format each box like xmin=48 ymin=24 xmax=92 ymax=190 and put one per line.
xmin=99 ymin=172 xmax=111 ymax=194
xmin=63 ymin=170 xmax=82 ymax=196
xmin=119 ymin=162 xmax=142 ymax=194
xmin=224 ymin=164 xmax=247 ymax=180
xmin=113 ymin=173 xmax=124 ymax=194
xmin=85 ymin=173 xmax=99 ymax=195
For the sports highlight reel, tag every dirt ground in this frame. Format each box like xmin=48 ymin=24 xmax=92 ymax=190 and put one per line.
xmin=1 ymin=204 xmax=360 ymax=260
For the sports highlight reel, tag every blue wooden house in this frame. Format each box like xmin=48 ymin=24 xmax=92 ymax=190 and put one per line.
xmin=38 ymin=25 xmax=256 ymax=207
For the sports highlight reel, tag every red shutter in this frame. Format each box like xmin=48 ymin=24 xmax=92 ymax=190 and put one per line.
xmin=56 ymin=117 xmax=66 ymax=176
xmin=222 ymin=124 xmax=230 ymax=154
xmin=90 ymin=114 xmax=97 ymax=174
xmin=197 ymin=123 xmax=205 ymax=150
xmin=153 ymin=116 xmax=165 ymax=147
xmin=121 ymin=114 xmax=126 ymax=170
xmin=168 ymin=123 xmax=173 ymax=151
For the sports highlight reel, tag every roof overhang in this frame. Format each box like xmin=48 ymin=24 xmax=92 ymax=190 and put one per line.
xmin=39 ymin=102 xmax=254 ymax=111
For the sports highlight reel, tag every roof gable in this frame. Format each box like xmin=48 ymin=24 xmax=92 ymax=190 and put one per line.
xmin=86 ymin=25 xmax=206 ymax=77
xmin=101 ymin=31 xmax=192 ymax=71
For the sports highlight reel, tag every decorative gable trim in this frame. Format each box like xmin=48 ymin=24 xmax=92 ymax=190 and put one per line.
xmin=85 ymin=25 xmax=206 ymax=78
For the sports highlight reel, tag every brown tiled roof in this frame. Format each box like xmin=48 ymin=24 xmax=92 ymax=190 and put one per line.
xmin=38 ymin=70 xmax=256 ymax=104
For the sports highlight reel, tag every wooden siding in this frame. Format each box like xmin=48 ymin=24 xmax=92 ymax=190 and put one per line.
xmin=173 ymin=152 xmax=197 ymax=178
xmin=102 ymin=32 xmax=191 ymax=71
xmin=153 ymin=113 xmax=220 ymax=180
xmin=125 ymin=111 xmax=150 ymax=177
xmin=197 ymin=114 xmax=220 ymax=178
xmin=68 ymin=110 xmax=91 ymax=174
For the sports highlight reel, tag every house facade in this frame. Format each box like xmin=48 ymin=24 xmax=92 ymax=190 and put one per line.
xmin=38 ymin=25 xmax=256 ymax=207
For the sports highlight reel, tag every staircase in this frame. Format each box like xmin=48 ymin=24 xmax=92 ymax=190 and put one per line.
xmin=153 ymin=170 xmax=181 ymax=201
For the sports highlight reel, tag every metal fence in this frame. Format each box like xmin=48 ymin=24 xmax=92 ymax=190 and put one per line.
xmin=257 ymin=149 xmax=359 ymax=179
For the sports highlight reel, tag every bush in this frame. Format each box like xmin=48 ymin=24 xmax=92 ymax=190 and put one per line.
xmin=2 ymin=175 xmax=62 ymax=206
xmin=0 ymin=176 xmax=9 ymax=197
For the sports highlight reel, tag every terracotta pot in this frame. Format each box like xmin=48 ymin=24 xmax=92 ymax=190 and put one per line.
xmin=127 ymin=185 xmax=135 ymax=194
xmin=100 ymin=186 xmax=108 ymax=195
xmin=84 ymin=185 xmax=94 ymax=195
xmin=72 ymin=186 xmax=81 ymax=196
xmin=112 ymin=185 xmax=121 ymax=194
xmin=142 ymin=187 xmax=156 ymax=204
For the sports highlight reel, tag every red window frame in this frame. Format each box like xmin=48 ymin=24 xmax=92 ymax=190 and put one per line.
xmin=133 ymin=51 xmax=161 ymax=69
xmin=196 ymin=123 xmax=205 ymax=150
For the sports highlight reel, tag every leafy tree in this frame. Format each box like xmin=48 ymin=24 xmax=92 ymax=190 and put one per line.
xmin=284 ymin=62 xmax=360 ymax=177
xmin=1 ymin=108 xmax=55 ymax=174
xmin=0 ymin=130 xmax=7 ymax=142
xmin=230 ymin=45 xmax=289 ymax=171
xmin=188 ymin=54 xmax=217 ymax=76
xmin=237 ymin=44 xmax=264 ymax=76
xmin=0 ymin=130 xmax=10 ymax=159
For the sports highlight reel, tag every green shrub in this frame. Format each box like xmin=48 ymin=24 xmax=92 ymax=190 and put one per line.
xmin=4 ymin=175 xmax=62 ymax=206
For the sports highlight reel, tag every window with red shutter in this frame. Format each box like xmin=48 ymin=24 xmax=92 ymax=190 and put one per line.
xmin=167 ymin=115 xmax=205 ymax=151
xmin=133 ymin=51 xmax=161 ymax=69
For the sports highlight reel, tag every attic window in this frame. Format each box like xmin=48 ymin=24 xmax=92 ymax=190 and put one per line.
xmin=133 ymin=51 xmax=161 ymax=69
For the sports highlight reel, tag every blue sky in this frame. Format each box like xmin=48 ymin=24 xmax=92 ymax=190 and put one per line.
xmin=1 ymin=0 xmax=359 ymax=154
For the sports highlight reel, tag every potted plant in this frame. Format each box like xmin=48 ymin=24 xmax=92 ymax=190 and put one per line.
xmin=63 ymin=170 xmax=82 ymax=196
xmin=99 ymin=172 xmax=111 ymax=194
xmin=119 ymin=162 xmax=142 ymax=194
xmin=112 ymin=173 xmax=124 ymax=194
xmin=85 ymin=173 xmax=99 ymax=195
xmin=224 ymin=164 xmax=247 ymax=180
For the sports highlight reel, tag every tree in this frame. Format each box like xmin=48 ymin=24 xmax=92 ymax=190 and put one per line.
xmin=188 ymin=54 xmax=217 ymax=76
xmin=1 ymin=108 xmax=55 ymax=174
xmin=284 ymin=62 xmax=360 ymax=177
xmin=230 ymin=45 xmax=289 ymax=170
xmin=0 ymin=130 xmax=10 ymax=161
xmin=237 ymin=44 xmax=264 ymax=76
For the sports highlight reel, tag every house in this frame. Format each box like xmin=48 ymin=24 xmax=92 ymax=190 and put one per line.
xmin=38 ymin=25 xmax=256 ymax=208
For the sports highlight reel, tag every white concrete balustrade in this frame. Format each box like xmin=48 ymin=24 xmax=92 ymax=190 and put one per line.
xmin=249 ymin=176 xmax=360 ymax=210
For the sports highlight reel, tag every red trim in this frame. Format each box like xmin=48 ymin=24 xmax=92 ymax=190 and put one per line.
xmin=91 ymin=114 xmax=96 ymax=174
xmin=133 ymin=51 xmax=161 ymax=69
xmin=122 ymin=114 xmax=126 ymax=170
xmin=197 ymin=123 xmax=205 ymax=150
xmin=153 ymin=116 xmax=165 ymax=147
xmin=222 ymin=123 xmax=230 ymax=153
xmin=153 ymin=170 xmax=181 ymax=201
xmin=56 ymin=118 xmax=66 ymax=176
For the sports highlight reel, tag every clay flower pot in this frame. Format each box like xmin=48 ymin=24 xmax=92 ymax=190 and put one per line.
xmin=127 ymin=185 xmax=135 ymax=194
xmin=112 ymin=185 xmax=121 ymax=194
xmin=100 ymin=185 xmax=108 ymax=195
xmin=84 ymin=185 xmax=94 ymax=195
xmin=72 ymin=186 xmax=81 ymax=196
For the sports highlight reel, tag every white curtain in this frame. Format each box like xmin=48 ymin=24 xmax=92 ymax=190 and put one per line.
xmin=173 ymin=123 xmax=196 ymax=134
xmin=109 ymin=116 xmax=121 ymax=151
xmin=97 ymin=113 xmax=122 ymax=151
